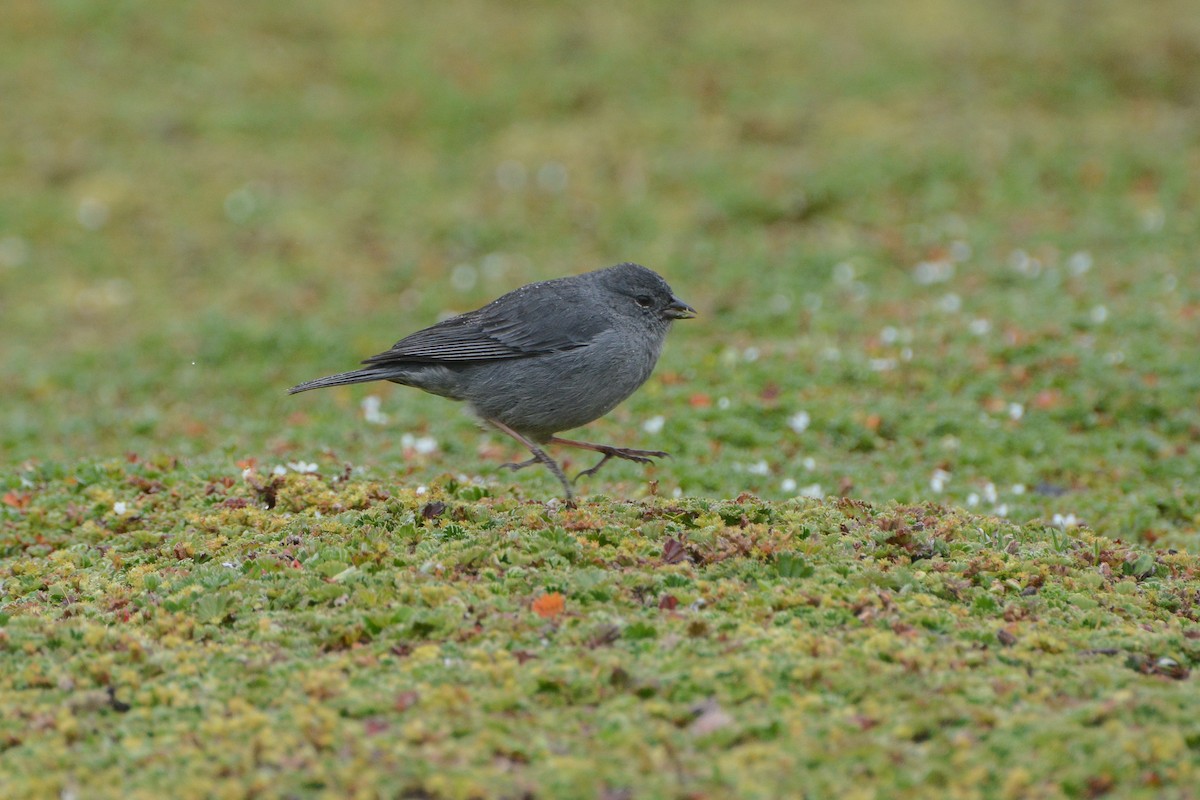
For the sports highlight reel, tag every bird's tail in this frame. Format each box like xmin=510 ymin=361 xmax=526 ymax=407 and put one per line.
xmin=287 ymin=368 xmax=395 ymax=395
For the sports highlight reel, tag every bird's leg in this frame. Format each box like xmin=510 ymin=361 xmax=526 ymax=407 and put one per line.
xmin=548 ymin=436 xmax=670 ymax=481
xmin=499 ymin=456 xmax=540 ymax=472
xmin=487 ymin=419 xmax=573 ymax=501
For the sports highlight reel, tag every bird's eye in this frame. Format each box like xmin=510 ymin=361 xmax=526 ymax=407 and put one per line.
xmin=635 ymin=295 xmax=654 ymax=308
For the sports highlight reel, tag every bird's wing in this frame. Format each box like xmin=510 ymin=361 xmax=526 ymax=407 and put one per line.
xmin=362 ymin=282 xmax=612 ymax=365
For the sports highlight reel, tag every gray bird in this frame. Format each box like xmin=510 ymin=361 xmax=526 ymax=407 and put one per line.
xmin=288 ymin=262 xmax=696 ymax=500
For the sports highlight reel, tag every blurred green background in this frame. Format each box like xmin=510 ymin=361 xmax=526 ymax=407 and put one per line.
xmin=3 ymin=0 xmax=1199 ymax=545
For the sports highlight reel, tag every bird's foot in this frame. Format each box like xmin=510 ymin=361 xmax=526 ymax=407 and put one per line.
xmin=574 ymin=446 xmax=670 ymax=481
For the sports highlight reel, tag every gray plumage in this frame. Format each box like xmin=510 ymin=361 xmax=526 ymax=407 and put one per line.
xmin=288 ymin=262 xmax=695 ymax=499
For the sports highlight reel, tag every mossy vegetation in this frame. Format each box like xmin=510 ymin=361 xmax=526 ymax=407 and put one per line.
xmin=2 ymin=0 xmax=1198 ymax=796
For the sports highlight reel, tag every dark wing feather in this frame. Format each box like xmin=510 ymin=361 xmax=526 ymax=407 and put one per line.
xmin=362 ymin=281 xmax=612 ymax=366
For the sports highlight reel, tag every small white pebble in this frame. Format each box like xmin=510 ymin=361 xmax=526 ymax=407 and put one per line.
xmin=788 ymin=411 xmax=810 ymax=434
xmin=780 ymin=477 xmax=798 ymax=493
xmin=642 ymin=415 xmax=665 ymax=435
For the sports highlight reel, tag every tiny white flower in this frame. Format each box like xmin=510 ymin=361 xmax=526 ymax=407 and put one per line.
xmin=913 ymin=260 xmax=954 ymax=285
xmin=1090 ymin=305 xmax=1108 ymax=324
xmin=1008 ymin=402 xmax=1024 ymax=421
xmin=938 ymin=293 xmax=962 ymax=313
xmin=930 ymin=469 xmax=951 ymax=493
xmin=1011 ymin=484 xmax=1026 ymax=495
xmin=272 ymin=465 xmax=288 ymax=476
xmin=968 ymin=318 xmax=991 ymax=336
xmin=780 ymin=478 xmax=797 ymax=493
xmin=983 ymin=483 xmax=998 ymax=504
xmin=400 ymin=434 xmax=439 ymax=454
xmin=802 ymin=456 xmax=817 ymax=471
xmin=966 ymin=493 xmax=980 ymax=507
xmin=717 ymin=397 xmax=731 ymax=410
xmin=450 ymin=263 xmax=477 ymax=292
xmin=1067 ymin=251 xmax=1093 ymax=275
xmin=287 ymin=461 xmax=319 ymax=474
xmin=362 ymin=395 xmax=389 ymax=425
xmin=746 ymin=460 xmax=770 ymax=476
xmin=642 ymin=415 xmax=665 ymax=435
xmin=788 ymin=411 xmax=810 ymax=434
xmin=799 ymin=483 xmax=824 ymax=499
xmin=415 ymin=485 xmax=428 ymax=495
xmin=949 ymin=240 xmax=972 ymax=262
xmin=113 ymin=501 xmax=128 ymax=515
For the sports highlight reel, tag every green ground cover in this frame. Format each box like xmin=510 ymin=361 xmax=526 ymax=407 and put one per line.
xmin=2 ymin=1 xmax=1198 ymax=796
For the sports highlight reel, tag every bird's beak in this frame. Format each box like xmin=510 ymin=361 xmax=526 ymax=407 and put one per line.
xmin=665 ymin=295 xmax=697 ymax=320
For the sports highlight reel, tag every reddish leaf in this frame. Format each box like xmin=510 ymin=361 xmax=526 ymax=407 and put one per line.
xmin=2 ymin=492 xmax=31 ymax=510
xmin=532 ymin=592 xmax=565 ymax=620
